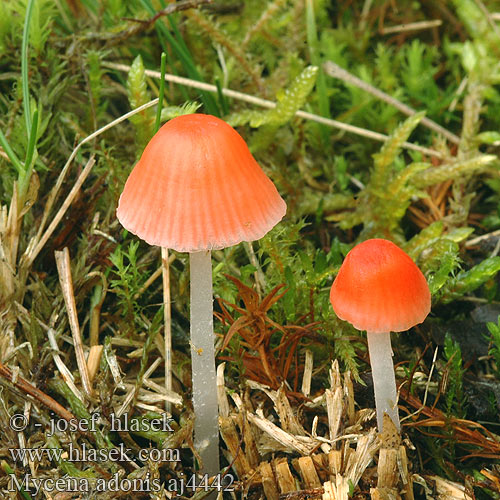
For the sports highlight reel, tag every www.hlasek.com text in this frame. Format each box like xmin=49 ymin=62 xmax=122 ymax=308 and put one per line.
xmin=9 ymin=442 xmax=180 ymax=463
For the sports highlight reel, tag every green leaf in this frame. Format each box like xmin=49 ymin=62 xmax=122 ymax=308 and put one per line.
xmin=443 ymin=333 xmax=465 ymax=417
xmin=160 ymin=102 xmax=201 ymax=122
xmin=267 ymin=65 xmax=318 ymax=126
xmin=440 ymin=256 xmax=500 ymax=303
xmin=372 ymin=112 xmax=425 ymax=188
xmin=227 ymin=66 xmax=318 ymax=131
xmin=486 ymin=317 xmax=500 ymax=376
xmin=22 ymin=0 xmax=36 ymax=131
xmin=461 ymin=40 xmax=477 ymax=73
xmin=405 ymin=221 xmax=444 ymax=258
xmin=475 ymin=131 xmax=500 ymax=145
xmin=127 ymin=54 xmax=154 ymax=151
xmin=127 ymin=55 xmax=150 ymax=111
xmin=414 ymin=155 xmax=496 ymax=188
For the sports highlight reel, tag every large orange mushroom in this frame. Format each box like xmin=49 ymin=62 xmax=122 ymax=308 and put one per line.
xmin=117 ymin=113 xmax=286 ymax=473
xmin=330 ymin=238 xmax=430 ymax=432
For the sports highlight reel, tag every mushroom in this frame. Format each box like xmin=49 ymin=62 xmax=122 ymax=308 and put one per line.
xmin=329 ymin=238 xmax=430 ymax=433
xmin=117 ymin=113 xmax=286 ymax=474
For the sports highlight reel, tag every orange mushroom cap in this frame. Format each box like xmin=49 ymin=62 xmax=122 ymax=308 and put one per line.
xmin=117 ymin=114 xmax=286 ymax=252
xmin=330 ymin=239 xmax=431 ymax=333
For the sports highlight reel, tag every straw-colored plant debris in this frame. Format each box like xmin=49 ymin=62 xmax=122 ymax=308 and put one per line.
xmin=217 ymin=360 xmax=474 ymax=499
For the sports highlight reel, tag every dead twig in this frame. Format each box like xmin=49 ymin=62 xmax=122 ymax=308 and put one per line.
xmin=102 ymin=61 xmax=444 ymax=159
xmin=401 ymin=388 xmax=500 ymax=460
xmin=55 ymin=247 xmax=93 ymax=399
xmin=83 ymin=0 xmax=212 ymax=45
xmin=380 ymin=20 xmax=442 ymax=35
xmin=323 ymin=60 xmax=459 ymax=145
xmin=0 ymin=362 xmax=77 ymax=423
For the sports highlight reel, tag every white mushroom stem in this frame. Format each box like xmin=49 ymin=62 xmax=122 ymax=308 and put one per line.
xmin=190 ymin=250 xmax=220 ymax=476
xmin=366 ymin=330 xmax=400 ymax=433
xmin=161 ymin=247 xmax=172 ymax=414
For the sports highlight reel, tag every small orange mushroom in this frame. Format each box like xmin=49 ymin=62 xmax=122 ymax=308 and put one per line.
xmin=117 ymin=114 xmax=286 ymax=473
xmin=117 ymin=113 xmax=286 ymax=252
xmin=330 ymin=238 xmax=430 ymax=432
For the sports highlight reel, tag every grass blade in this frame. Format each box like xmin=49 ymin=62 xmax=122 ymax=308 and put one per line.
xmin=22 ymin=0 xmax=36 ymax=131
xmin=139 ymin=0 xmax=219 ymax=115
xmin=155 ymin=53 xmax=167 ymax=133
xmin=0 ymin=129 xmax=24 ymax=175
xmin=306 ymin=0 xmax=330 ymax=144
xmin=1 ymin=461 xmax=33 ymax=500
xmin=18 ymin=107 xmax=39 ymax=197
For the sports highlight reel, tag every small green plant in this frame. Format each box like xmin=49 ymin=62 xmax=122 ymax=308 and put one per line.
xmin=329 ymin=113 xmax=496 ymax=242
xmin=127 ymin=54 xmax=155 ymax=153
xmin=108 ymin=240 xmax=149 ymax=331
xmin=228 ymin=65 xmax=318 ymax=151
xmin=486 ymin=316 xmax=500 ymax=377
xmin=443 ymin=333 xmax=466 ymax=418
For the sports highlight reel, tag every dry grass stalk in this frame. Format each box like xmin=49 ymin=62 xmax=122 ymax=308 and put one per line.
xmin=103 ymin=342 xmax=125 ymax=390
xmin=215 ymin=357 xmax=475 ymax=499
xmin=220 ymin=415 xmax=250 ymax=478
xmin=237 ymin=410 xmax=260 ymax=468
xmin=217 ymin=362 xmax=231 ymax=417
xmin=370 ymin=487 xmax=399 ymax=500
xmin=54 ymin=247 xmax=92 ymax=398
xmin=371 ymin=415 xmax=402 ymax=497
xmin=27 ymin=98 xmax=163 ymax=268
xmin=143 ymin=377 xmax=181 ymax=403
xmin=344 ymin=371 xmax=355 ymax=426
xmin=259 ymin=461 xmax=280 ymax=500
xmin=47 ymin=328 xmax=84 ymax=402
xmin=121 ymin=382 xmax=182 ymax=407
xmin=103 ymin=62 xmax=443 ymax=158
xmin=328 ymin=450 xmax=342 ymax=476
xmin=311 ymin=453 xmax=330 ymax=473
xmin=276 ymin=384 xmax=307 ymax=436
xmin=219 ymin=365 xmax=262 ymax=472
xmin=377 ymin=448 xmax=399 ymax=488
xmin=86 ymin=344 xmax=103 ymax=384
xmin=326 ymin=360 xmax=344 ymax=444
xmin=243 ymin=241 xmax=266 ymax=295
xmin=346 ymin=429 xmax=379 ymax=486
xmin=380 ymin=19 xmax=442 ymax=35
xmin=141 ymin=354 xmax=162 ymax=379
xmin=297 ymin=456 xmax=322 ymax=488
xmin=248 ymin=410 xmax=317 ymax=455
xmin=326 ymin=387 xmax=343 ymax=443
xmin=419 ymin=475 xmax=474 ymax=500
xmin=380 ymin=414 xmax=402 ymax=449
xmin=301 ymin=348 xmax=313 ymax=397
xmin=323 ymin=60 xmax=459 ymax=145
xmin=133 ymin=265 xmax=162 ymax=299
xmin=0 ymin=184 xmax=18 ymax=301
xmin=0 ymin=183 xmax=25 ymax=360
xmin=330 ymin=359 xmax=342 ymax=389
xmin=398 ymin=446 xmax=414 ymax=500
xmin=322 ymin=475 xmax=350 ymax=500
xmin=116 ymin=387 xmax=135 ymax=418
xmin=275 ymin=457 xmax=297 ymax=493
xmin=24 ymin=157 xmax=95 ymax=268
xmin=87 ymin=270 xmax=107 ymax=347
